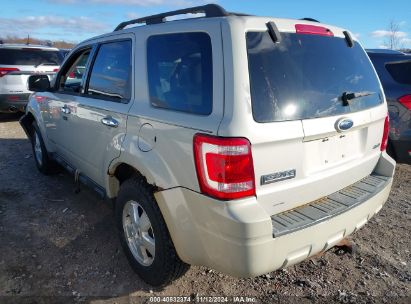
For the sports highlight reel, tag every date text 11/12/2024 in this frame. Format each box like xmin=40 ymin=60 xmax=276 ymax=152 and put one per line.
xmin=149 ymin=296 xmax=257 ymax=303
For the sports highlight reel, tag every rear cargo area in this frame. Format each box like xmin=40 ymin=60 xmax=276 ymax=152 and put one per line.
xmin=219 ymin=17 xmax=389 ymax=215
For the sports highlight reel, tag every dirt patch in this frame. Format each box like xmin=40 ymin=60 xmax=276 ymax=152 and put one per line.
xmin=0 ymin=114 xmax=410 ymax=303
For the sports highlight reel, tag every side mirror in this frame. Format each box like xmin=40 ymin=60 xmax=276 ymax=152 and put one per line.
xmin=28 ymin=75 xmax=51 ymax=92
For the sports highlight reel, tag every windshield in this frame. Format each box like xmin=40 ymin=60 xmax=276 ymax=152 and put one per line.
xmin=0 ymin=49 xmax=64 ymax=66
xmin=246 ymin=32 xmax=383 ymax=122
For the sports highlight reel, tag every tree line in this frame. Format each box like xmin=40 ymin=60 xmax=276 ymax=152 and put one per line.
xmin=0 ymin=35 xmax=76 ymax=49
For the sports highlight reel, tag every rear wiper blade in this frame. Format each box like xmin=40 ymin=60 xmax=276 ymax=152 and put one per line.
xmin=341 ymin=91 xmax=376 ymax=106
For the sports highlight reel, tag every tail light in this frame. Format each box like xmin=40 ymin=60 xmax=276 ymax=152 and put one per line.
xmin=0 ymin=67 xmax=19 ymax=77
xmin=193 ymin=134 xmax=255 ymax=200
xmin=7 ymin=95 xmax=19 ymax=101
xmin=53 ymin=68 xmax=59 ymax=72
xmin=35 ymin=96 xmax=47 ymax=103
xmin=380 ymin=115 xmax=390 ymax=151
xmin=295 ymin=24 xmax=334 ymax=36
xmin=399 ymin=95 xmax=411 ymax=110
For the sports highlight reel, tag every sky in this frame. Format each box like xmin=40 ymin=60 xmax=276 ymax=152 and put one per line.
xmin=1 ymin=0 xmax=411 ymax=49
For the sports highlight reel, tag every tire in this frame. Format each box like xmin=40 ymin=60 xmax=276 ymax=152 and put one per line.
xmin=31 ymin=122 xmax=53 ymax=175
xmin=115 ymin=176 xmax=189 ymax=286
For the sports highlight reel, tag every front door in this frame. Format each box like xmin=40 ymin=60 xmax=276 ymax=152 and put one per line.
xmin=43 ymin=47 xmax=94 ymax=162
xmin=58 ymin=38 xmax=133 ymax=187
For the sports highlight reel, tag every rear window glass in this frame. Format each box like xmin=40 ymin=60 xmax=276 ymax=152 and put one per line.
xmin=386 ymin=60 xmax=411 ymax=85
xmin=246 ymin=32 xmax=383 ymax=122
xmin=147 ymin=32 xmax=212 ymax=115
xmin=0 ymin=49 xmax=63 ymax=66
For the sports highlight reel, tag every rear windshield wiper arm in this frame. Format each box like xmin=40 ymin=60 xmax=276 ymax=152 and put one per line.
xmin=341 ymin=91 xmax=376 ymax=106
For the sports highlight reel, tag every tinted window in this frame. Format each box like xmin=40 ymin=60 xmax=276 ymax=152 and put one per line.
xmin=59 ymin=50 xmax=91 ymax=93
xmin=59 ymin=49 xmax=70 ymax=58
xmin=87 ymin=40 xmax=132 ymax=101
xmin=147 ymin=32 xmax=212 ymax=115
xmin=386 ymin=60 xmax=411 ymax=85
xmin=367 ymin=54 xmax=385 ymax=81
xmin=0 ymin=49 xmax=63 ymax=65
xmin=246 ymin=32 xmax=383 ymax=122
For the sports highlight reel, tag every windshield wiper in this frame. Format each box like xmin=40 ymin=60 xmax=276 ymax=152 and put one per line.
xmin=341 ymin=91 xmax=376 ymax=106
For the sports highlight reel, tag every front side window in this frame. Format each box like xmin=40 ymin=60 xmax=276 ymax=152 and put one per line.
xmin=87 ymin=40 xmax=132 ymax=102
xmin=58 ymin=49 xmax=91 ymax=93
xmin=147 ymin=32 xmax=212 ymax=115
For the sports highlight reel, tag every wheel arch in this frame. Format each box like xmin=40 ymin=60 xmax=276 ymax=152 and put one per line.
xmin=19 ymin=111 xmax=35 ymax=139
xmin=21 ymin=99 xmax=53 ymax=151
xmin=106 ymin=141 xmax=182 ymax=199
xmin=106 ymin=161 xmax=161 ymax=199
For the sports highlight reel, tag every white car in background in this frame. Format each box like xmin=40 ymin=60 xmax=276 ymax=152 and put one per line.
xmin=0 ymin=44 xmax=64 ymax=113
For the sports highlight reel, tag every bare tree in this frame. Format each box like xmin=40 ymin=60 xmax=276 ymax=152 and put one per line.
xmin=384 ymin=20 xmax=403 ymax=50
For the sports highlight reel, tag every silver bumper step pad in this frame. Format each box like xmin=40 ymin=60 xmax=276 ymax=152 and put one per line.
xmin=271 ymin=173 xmax=390 ymax=237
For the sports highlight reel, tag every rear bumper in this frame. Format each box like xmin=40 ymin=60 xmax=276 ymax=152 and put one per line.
xmin=155 ymin=152 xmax=395 ymax=277
xmin=0 ymin=93 xmax=30 ymax=113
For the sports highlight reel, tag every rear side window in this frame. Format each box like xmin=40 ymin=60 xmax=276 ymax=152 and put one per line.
xmin=0 ymin=49 xmax=63 ymax=66
xmin=147 ymin=32 xmax=212 ymax=115
xmin=386 ymin=61 xmax=411 ymax=85
xmin=87 ymin=40 xmax=132 ymax=102
xmin=246 ymin=32 xmax=383 ymax=122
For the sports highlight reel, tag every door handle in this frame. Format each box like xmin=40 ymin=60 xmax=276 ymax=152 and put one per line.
xmin=101 ymin=116 xmax=119 ymax=128
xmin=61 ymin=105 xmax=71 ymax=114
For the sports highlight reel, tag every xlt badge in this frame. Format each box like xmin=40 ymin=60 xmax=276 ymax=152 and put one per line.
xmin=261 ymin=169 xmax=296 ymax=185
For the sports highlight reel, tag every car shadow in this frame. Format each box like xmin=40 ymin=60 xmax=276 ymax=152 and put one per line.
xmin=0 ymin=112 xmax=23 ymax=122
xmin=0 ymin=138 xmax=167 ymax=302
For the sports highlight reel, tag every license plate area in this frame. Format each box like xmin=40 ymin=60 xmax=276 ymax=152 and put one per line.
xmin=303 ymin=129 xmax=366 ymax=175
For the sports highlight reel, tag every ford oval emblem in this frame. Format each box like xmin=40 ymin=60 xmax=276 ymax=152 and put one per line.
xmin=336 ymin=118 xmax=354 ymax=132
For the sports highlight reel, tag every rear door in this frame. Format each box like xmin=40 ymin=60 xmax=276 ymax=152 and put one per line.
xmin=222 ymin=19 xmax=388 ymax=215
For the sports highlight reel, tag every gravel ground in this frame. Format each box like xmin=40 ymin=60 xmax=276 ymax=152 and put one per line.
xmin=0 ymin=113 xmax=410 ymax=304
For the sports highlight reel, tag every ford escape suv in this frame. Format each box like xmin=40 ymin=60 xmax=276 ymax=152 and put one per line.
xmin=20 ymin=4 xmax=395 ymax=286
xmin=367 ymin=49 xmax=411 ymax=164
xmin=0 ymin=44 xmax=63 ymax=113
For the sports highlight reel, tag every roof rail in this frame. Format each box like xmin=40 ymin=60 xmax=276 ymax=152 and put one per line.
xmin=114 ymin=3 xmax=228 ymax=31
